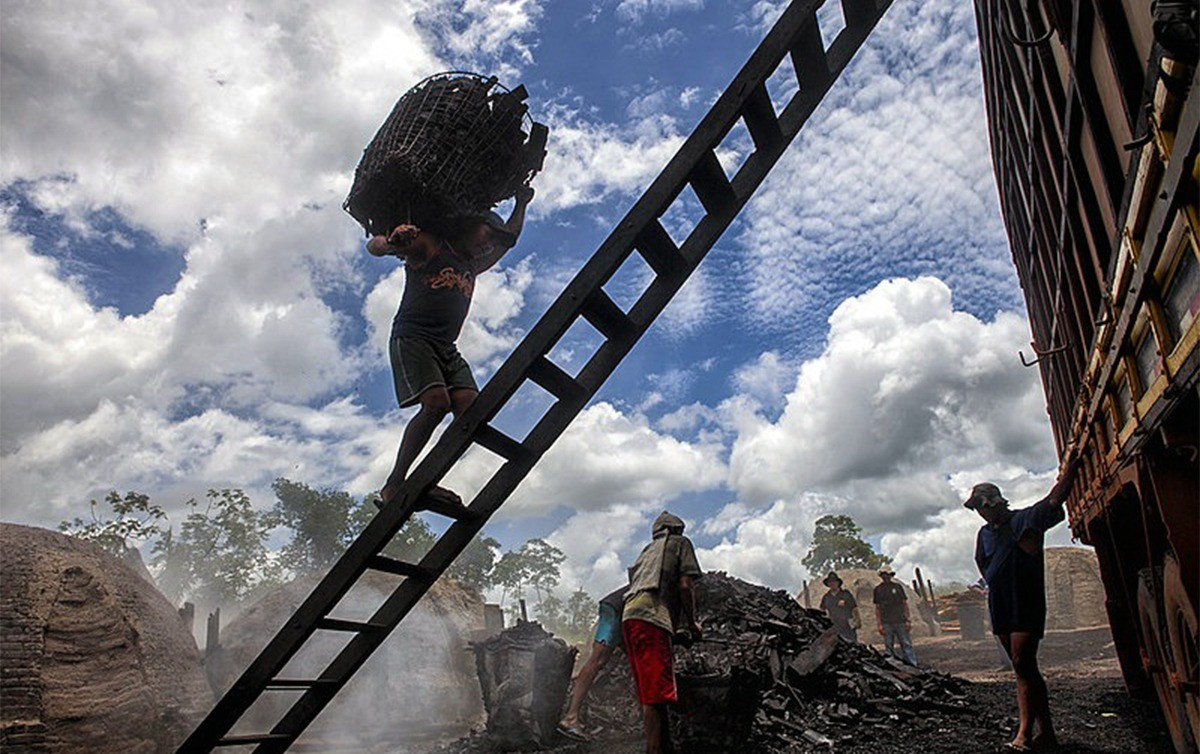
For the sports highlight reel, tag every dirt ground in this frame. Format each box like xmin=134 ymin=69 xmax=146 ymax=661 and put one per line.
xmin=410 ymin=625 xmax=1173 ymax=754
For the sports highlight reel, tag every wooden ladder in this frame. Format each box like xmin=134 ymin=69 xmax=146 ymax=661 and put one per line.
xmin=175 ymin=1 xmax=893 ymax=750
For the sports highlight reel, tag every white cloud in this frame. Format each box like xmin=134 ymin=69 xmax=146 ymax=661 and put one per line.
xmin=495 ymin=402 xmax=726 ymax=517
xmin=732 ymin=1 xmax=1015 ymax=339
xmin=615 ymin=0 xmax=704 ymax=24
xmin=727 ymin=277 xmax=1052 ymax=519
xmin=695 ymin=495 xmax=836 ymax=591
xmin=533 ymin=103 xmax=685 ymax=213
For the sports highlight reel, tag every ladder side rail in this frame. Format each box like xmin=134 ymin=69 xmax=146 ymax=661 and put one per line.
xmin=257 ymin=519 xmax=494 ymax=752
xmin=397 ymin=0 xmax=832 ymax=505
xmin=178 ymin=1 xmax=896 ymax=750
xmin=175 ymin=497 xmax=428 ymax=753
xmin=245 ymin=8 xmax=845 ymax=740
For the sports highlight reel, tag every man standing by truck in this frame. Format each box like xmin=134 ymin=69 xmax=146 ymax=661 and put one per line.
xmin=966 ymin=460 xmax=1079 ymax=752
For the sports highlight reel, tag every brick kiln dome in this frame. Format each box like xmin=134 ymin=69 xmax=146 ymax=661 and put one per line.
xmin=0 ymin=524 xmax=213 ymax=754
xmin=1044 ymin=546 xmax=1108 ymax=629
xmin=206 ymin=571 xmax=485 ymax=749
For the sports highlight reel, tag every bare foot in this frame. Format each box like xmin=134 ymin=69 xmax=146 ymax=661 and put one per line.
xmin=373 ymin=482 xmax=402 ymax=510
xmin=427 ymin=485 xmax=463 ymax=505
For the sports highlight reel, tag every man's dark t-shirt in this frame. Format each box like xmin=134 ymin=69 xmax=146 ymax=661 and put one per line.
xmin=873 ymin=581 xmax=907 ymax=625
xmin=391 ymin=227 xmax=515 ymax=344
xmin=819 ymin=588 xmax=857 ymax=628
xmin=974 ymin=496 xmax=1065 ymax=636
xmin=392 ymin=243 xmax=476 ymax=343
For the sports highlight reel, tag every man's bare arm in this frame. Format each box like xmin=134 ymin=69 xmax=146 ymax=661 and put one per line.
xmin=503 ymin=184 xmax=534 ymax=238
xmin=679 ymin=574 xmax=700 ymax=634
xmin=473 ymin=186 xmax=535 ymax=273
xmin=367 ymin=224 xmax=421 ymax=258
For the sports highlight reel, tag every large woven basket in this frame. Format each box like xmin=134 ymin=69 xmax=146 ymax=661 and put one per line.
xmin=344 ymin=71 xmax=548 ymax=236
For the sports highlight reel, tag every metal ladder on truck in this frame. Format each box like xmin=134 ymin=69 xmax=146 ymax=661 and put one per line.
xmin=176 ymin=1 xmax=892 ymax=750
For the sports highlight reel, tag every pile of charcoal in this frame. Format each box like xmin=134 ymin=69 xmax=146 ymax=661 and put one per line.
xmin=582 ymin=572 xmax=973 ymax=752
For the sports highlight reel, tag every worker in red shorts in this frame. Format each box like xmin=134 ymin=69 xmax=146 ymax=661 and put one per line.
xmin=621 ymin=512 xmax=703 ymax=754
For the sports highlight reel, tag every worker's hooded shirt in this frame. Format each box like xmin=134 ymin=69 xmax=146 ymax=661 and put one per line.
xmin=622 ymin=512 xmax=703 ymax=632
xmin=392 ymin=219 xmax=516 ymax=344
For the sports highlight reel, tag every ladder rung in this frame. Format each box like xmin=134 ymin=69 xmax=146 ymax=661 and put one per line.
xmin=526 ymin=357 xmax=587 ymax=402
xmin=742 ymin=82 xmax=783 ymax=149
xmin=216 ymin=733 xmax=293 ymax=746
xmin=264 ymin=678 xmax=338 ymax=690
xmin=790 ymin=17 xmax=830 ymax=88
xmin=635 ymin=221 xmax=687 ymax=279
xmin=315 ymin=618 xmax=388 ymax=633
xmin=580 ymin=290 xmax=636 ymax=342
xmin=689 ymin=150 xmax=735 ymax=214
xmin=415 ymin=493 xmax=480 ymax=522
xmin=366 ymin=555 xmax=434 ymax=580
xmin=473 ymin=424 xmax=530 ymax=462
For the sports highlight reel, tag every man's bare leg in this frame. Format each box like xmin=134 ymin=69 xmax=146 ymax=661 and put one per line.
xmin=379 ymin=386 xmax=452 ymax=505
xmin=1001 ymin=632 xmax=1051 ymax=749
xmin=562 ymin=642 xmax=614 ymax=728
xmin=1013 ymin=632 xmax=1056 ymax=748
xmin=641 ymin=703 xmax=672 ymax=754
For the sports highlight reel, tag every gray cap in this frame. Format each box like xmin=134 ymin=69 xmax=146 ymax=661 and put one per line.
xmin=963 ymin=482 xmax=1007 ymax=509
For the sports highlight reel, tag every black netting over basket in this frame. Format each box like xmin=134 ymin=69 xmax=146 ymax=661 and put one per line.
xmin=344 ymin=71 xmax=548 ymax=236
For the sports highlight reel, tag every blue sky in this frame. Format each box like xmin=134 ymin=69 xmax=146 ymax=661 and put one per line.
xmin=0 ymin=0 xmax=1073 ymax=597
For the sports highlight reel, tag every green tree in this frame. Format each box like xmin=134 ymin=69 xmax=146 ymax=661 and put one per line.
xmin=448 ymin=533 xmax=500 ymax=593
xmin=537 ymin=593 xmax=565 ymax=633
xmin=59 ymin=491 xmax=166 ymax=557
xmin=565 ymin=588 xmax=595 ymax=635
xmin=521 ymin=538 xmax=566 ymax=603
xmin=491 ymin=538 xmax=566 ymax=608
xmin=801 ymin=514 xmax=891 ymax=576
xmin=152 ymin=489 xmax=282 ymax=606
xmin=268 ymin=478 xmax=360 ymax=572
xmin=492 ymin=548 xmax=530 ymax=605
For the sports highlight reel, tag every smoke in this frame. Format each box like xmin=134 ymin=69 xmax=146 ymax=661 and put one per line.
xmin=207 ymin=572 xmax=487 ymax=749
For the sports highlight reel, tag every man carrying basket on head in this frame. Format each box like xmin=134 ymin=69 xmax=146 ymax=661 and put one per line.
xmin=369 ymin=184 xmax=534 ymax=507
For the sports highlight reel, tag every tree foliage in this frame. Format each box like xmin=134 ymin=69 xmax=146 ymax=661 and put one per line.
xmin=59 ymin=491 xmax=166 ymax=557
xmin=565 ymin=588 xmax=595 ymax=635
xmin=801 ymin=514 xmax=891 ymax=576
xmin=492 ymin=538 xmax=566 ymax=605
xmin=447 ymin=533 xmax=500 ymax=593
xmin=58 ymin=480 xmax=509 ymax=611
xmin=151 ymin=489 xmax=283 ymax=606
xmin=267 ymin=479 xmax=360 ymax=572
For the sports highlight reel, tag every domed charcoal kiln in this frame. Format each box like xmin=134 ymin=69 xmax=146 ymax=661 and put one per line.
xmin=344 ymin=71 xmax=548 ymax=236
xmin=1044 ymin=547 xmax=1108 ymax=629
xmin=206 ymin=572 xmax=485 ymax=748
xmin=0 ymin=524 xmax=213 ymax=754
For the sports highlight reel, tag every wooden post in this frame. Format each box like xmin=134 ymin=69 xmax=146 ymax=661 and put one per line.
xmin=205 ymin=608 xmax=221 ymax=657
xmin=484 ymin=604 xmax=505 ymax=636
xmin=179 ymin=602 xmax=195 ymax=634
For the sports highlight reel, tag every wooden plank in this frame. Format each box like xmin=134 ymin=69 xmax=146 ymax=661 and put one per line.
xmin=689 ymin=150 xmax=736 ymax=215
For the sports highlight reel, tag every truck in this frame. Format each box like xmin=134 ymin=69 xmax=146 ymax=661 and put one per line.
xmin=973 ymin=1 xmax=1198 ymax=751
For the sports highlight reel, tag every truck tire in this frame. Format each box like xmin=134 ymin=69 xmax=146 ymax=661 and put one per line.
xmin=1139 ymin=567 xmax=1197 ymax=753
xmin=1164 ymin=555 xmax=1200 ymax=747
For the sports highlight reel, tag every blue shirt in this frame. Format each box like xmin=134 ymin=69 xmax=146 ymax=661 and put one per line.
xmin=974 ymin=496 xmax=1065 ymax=636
